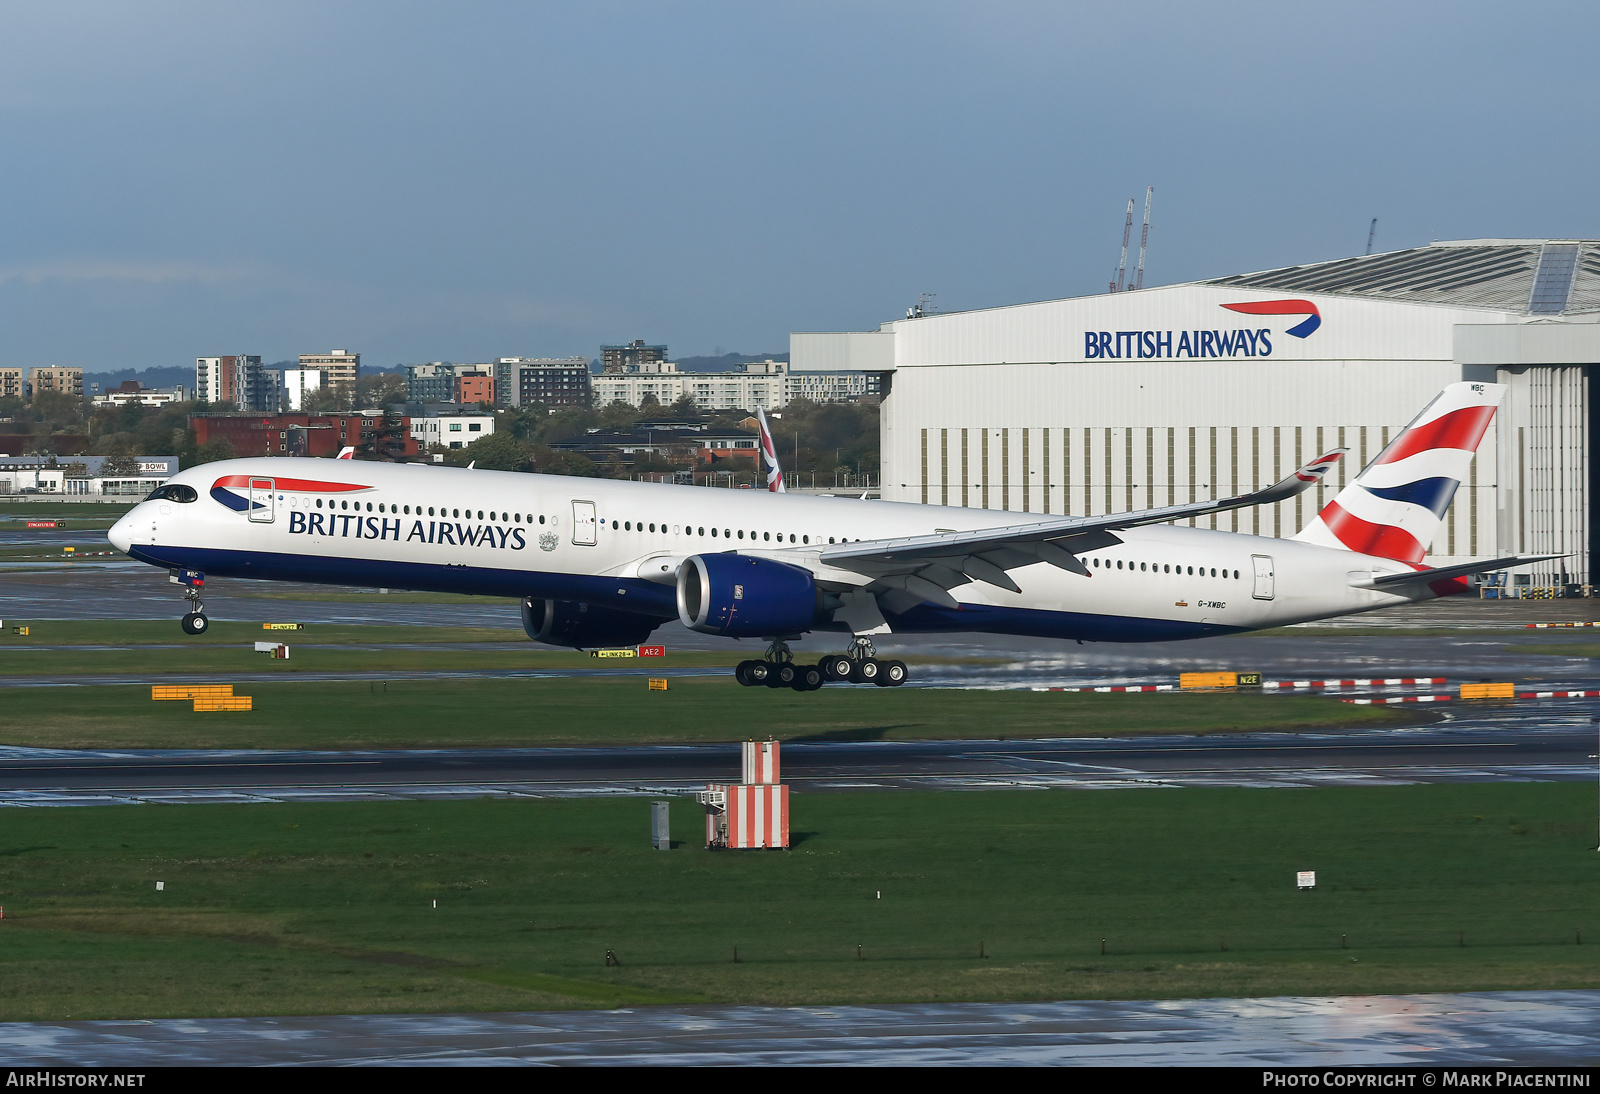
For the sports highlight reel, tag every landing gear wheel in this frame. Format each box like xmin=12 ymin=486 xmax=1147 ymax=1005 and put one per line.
xmin=851 ymin=657 xmax=881 ymax=684
xmin=768 ymin=663 xmax=798 ymax=688
xmin=181 ymin=612 xmax=209 ymax=636
xmin=880 ymin=659 xmax=908 ymax=687
xmin=735 ymin=660 xmax=761 ymax=686
xmin=822 ymin=655 xmax=855 ymax=681
xmin=747 ymin=661 xmax=773 ymax=686
xmin=791 ymin=664 xmax=824 ymax=691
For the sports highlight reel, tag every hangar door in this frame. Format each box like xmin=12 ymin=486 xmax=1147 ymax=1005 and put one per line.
xmin=1498 ymin=365 xmax=1589 ymax=587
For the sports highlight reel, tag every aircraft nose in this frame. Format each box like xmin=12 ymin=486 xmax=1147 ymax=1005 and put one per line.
xmin=108 ymin=512 xmax=133 ymax=554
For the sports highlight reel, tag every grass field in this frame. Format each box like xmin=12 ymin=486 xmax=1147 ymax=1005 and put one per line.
xmin=0 ymin=677 xmax=1409 ymax=749
xmin=0 ymin=785 xmax=1595 ymax=1020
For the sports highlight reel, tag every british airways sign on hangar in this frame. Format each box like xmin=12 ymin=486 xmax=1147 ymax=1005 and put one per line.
xmin=1082 ymin=298 xmax=1322 ymax=359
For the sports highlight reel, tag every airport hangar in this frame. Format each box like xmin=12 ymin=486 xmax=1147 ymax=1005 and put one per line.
xmin=793 ymin=239 xmax=1600 ymax=591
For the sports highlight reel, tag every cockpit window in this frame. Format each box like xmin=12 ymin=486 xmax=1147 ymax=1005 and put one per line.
xmin=146 ymin=484 xmax=198 ymax=503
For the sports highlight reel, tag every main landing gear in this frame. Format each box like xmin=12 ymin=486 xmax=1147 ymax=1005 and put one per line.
xmin=735 ymin=636 xmax=907 ymax=691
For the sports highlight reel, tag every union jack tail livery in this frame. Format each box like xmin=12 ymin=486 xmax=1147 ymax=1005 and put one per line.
xmin=756 ymin=406 xmax=785 ymax=493
xmin=1294 ymin=381 xmax=1502 ymax=563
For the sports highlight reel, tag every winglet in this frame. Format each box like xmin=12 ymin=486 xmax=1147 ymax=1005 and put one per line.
xmin=336 ymin=446 xmax=355 ymax=460
xmin=1249 ymin=449 xmax=1346 ymax=506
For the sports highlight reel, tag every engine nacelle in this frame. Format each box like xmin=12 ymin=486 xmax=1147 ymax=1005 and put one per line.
xmin=676 ymin=553 xmax=820 ymax=638
xmin=520 ymin=597 xmax=661 ymax=650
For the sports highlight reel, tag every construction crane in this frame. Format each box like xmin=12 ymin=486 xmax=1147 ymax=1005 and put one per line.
xmin=1134 ymin=186 xmax=1153 ymax=290
xmin=1114 ymin=198 xmax=1135 ymax=292
xmin=1366 ymin=218 xmax=1378 ymax=256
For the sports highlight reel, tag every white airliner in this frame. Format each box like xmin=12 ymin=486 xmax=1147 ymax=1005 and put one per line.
xmin=110 ymin=382 xmax=1552 ymax=690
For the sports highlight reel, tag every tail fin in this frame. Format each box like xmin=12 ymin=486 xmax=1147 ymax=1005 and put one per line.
xmin=1293 ymin=381 xmax=1503 ymax=562
xmin=756 ymin=406 xmax=785 ymax=493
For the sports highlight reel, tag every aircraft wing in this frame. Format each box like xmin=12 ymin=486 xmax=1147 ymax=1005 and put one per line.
xmin=813 ymin=449 xmax=1345 ymax=609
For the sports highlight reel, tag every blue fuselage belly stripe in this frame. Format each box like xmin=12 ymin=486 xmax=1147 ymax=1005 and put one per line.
xmin=127 ymin=544 xmax=680 ymax=617
xmin=127 ymin=544 xmax=1236 ymax=644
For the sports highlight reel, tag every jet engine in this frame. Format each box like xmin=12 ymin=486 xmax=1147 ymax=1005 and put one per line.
xmin=676 ymin=553 xmax=821 ymax=638
xmin=520 ymin=597 xmax=662 ymax=650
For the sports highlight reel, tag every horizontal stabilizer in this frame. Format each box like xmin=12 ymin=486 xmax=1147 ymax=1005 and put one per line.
xmin=1353 ymin=553 xmax=1567 ymax=590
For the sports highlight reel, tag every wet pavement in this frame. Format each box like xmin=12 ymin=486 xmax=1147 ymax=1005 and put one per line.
xmin=3 ymin=991 xmax=1599 ymax=1065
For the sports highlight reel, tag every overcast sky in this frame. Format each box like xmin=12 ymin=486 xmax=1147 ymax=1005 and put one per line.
xmin=2 ymin=1 xmax=1596 ymax=371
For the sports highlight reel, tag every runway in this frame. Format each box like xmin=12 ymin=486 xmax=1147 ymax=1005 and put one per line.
xmin=1 ymin=708 xmax=1593 ymax=805
xmin=4 ymin=991 xmax=1598 ymax=1065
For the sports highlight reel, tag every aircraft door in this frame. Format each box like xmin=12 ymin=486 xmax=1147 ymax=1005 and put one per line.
xmin=571 ymin=500 xmax=597 ymax=546
xmin=248 ymin=478 xmax=275 ymax=523
xmin=1251 ymin=554 xmax=1275 ymax=600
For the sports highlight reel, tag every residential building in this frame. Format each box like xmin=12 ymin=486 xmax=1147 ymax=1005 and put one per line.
xmin=785 ymin=369 xmax=883 ymax=404
xmin=495 ymin=357 xmax=592 ymax=408
xmin=404 ymin=363 xmax=456 ymax=403
xmin=28 ymin=367 xmax=84 ymax=400
xmin=0 ymin=368 xmax=24 ymax=401
xmin=196 ymin=355 xmax=275 ymax=411
xmin=601 ymin=339 xmax=669 ymax=374
xmin=282 ymin=368 xmax=323 ymax=411
xmin=591 ymin=366 xmax=685 ymax=410
xmin=299 ymin=349 xmax=361 ymax=389
xmin=403 ymin=362 xmax=494 ymax=404
xmin=454 ymin=372 xmax=495 ymax=405
xmin=409 ymin=412 xmax=496 ymax=450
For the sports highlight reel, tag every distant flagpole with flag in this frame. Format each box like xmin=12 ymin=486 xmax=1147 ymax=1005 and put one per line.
xmin=756 ymin=406 xmax=785 ymax=493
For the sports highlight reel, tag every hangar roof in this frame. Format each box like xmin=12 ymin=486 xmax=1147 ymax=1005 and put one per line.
xmin=1204 ymin=239 xmax=1600 ymax=315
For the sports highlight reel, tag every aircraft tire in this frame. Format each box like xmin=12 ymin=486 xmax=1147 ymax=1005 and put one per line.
xmin=792 ymin=664 xmax=824 ymax=691
xmin=881 ymin=659 xmax=908 ymax=687
xmin=769 ymin=663 xmax=798 ymax=688
xmin=822 ymin=655 xmax=855 ymax=681
xmin=747 ymin=661 xmax=773 ymax=686
xmin=181 ymin=612 xmax=209 ymax=636
xmin=735 ymin=660 xmax=761 ymax=686
xmin=851 ymin=658 xmax=880 ymax=684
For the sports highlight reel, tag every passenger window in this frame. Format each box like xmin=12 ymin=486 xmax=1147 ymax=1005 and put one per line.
xmin=316 ymin=499 xmax=323 ymax=508
xmin=1140 ymin=562 xmax=1146 ymax=572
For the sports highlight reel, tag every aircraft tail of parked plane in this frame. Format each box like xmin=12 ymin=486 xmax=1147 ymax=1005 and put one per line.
xmin=109 ymin=381 xmax=1560 ymax=687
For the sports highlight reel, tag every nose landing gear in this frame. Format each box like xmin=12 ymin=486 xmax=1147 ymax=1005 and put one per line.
xmin=170 ymin=569 xmax=209 ymax=636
